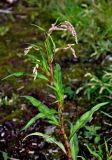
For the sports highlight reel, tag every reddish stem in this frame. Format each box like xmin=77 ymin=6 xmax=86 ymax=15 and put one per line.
xmin=60 ymin=112 xmax=72 ymax=160
xmin=49 ymin=61 xmax=72 ymax=159
xmin=49 ymin=62 xmax=53 ymax=85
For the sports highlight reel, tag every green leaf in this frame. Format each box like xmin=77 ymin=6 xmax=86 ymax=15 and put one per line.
xmin=41 ymin=52 xmax=49 ymax=73
xmin=70 ymin=132 xmax=79 ymax=160
xmin=23 ymin=132 xmax=66 ymax=154
xmin=45 ymin=37 xmax=54 ymax=61
xmin=101 ymin=111 xmax=112 ymax=118
xmin=37 ymin=72 xmax=49 ymax=81
xmin=31 ymin=24 xmax=45 ymax=32
xmin=53 ymin=64 xmax=64 ymax=105
xmin=22 ymin=96 xmax=57 ymax=115
xmin=104 ymin=140 xmax=109 ymax=154
xmin=70 ymin=102 xmax=108 ymax=139
xmin=2 ymin=151 xmax=8 ymax=160
xmin=22 ymin=113 xmax=45 ymax=130
xmin=77 ymin=156 xmax=86 ymax=160
xmin=22 ymin=96 xmax=59 ymax=126
xmin=49 ymin=35 xmax=56 ymax=51
xmin=47 ymin=116 xmax=59 ymax=126
xmin=2 ymin=72 xmax=25 ymax=80
xmin=26 ymin=54 xmax=40 ymax=62
xmin=86 ymin=144 xmax=102 ymax=160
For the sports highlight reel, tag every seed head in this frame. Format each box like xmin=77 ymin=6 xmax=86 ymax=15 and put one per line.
xmin=63 ymin=44 xmax=77 ymax=58
xmin=48 ymin=21 xmax=78 ymax=44
xmin=61 ymin=21 xmax=78 ymax=44
xmin=24 ymin=46 xmax=32 ymax=55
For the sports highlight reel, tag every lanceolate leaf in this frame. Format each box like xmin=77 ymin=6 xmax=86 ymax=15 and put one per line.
xmin=45 ymin=38 xmax=53 ymax=61
xmin=70 ymin=132 xmax=79 ymax=160
xmin=47 ymin=115 xmax=59 ymax=126
xmin=23 ymin=132 xmax=66 ymax=154
xmin=22 ymin=113 xmax=45 ymax=130
xmin=31 ymin=24 xmax=45 ymax=32
xmin=37 ymin=72 xmax=49 ymax=81
xmin=2 ymin=72 xmax=25 ymax=80
xmin=22 ymin=96 xmax=59 ymax=127
xmin=49 ymin=35 xmax=56 ymax=51
xmin=22 ymin=96 xmax=57 ymax=115
xmin=86 ymin=144 xmax=102 ymax=160
xmin=53 ymin=64 xmax=64 ymax=104
xmin=70 ymin=102 xmax=108 ymax=139
xmin=41 ymin=52 xmax=49 ymax=73
xmin=26 ymin=54 xmax=40 ymax=62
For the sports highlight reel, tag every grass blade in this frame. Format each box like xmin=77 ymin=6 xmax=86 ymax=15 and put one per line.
xmin=2 ymin=72 xmax=25 ymax=80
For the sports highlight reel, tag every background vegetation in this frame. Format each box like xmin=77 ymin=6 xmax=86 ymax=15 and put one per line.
xmin=0 ymin=0 xmax=112 ymax=159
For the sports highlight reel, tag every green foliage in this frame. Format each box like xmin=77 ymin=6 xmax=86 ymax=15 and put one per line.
xmin=22 ymin=96 xmax=59 ymax=128
xmin=76 ymin=70 xmax=112 ymax=101
xmin=22 ymin=113 xmax=45 ymax=130
xmin=101 ymin=111 xmax=112 ymax=119
xmin=84 ymin=125 xmax=101 ymax=143
xmin=0 ymin=92 xmax=18 ymax=107
xmin=52 ymin=0 xmax=89 ymax=28
xmin=52 ymin=0 xmax=112 ymax=59
xmin=2 ymin=72 xmax=25 ymax=80
xmin=53 ymin=64 xmax=64 ymax=106
xmin=0 ymin=26 xmax=9 ymax=36
xmin=70 ymin=125 xmax=79 ymax=160
xmin=91 ymin=40 xmax=112 ymax=59
xmin=64 ymin=86 xmax=75 ymax=100
xmin=24 ymin=132 xmax=66 ymax=154
xmin=45 ymin=37 xmax=54 ymax=62
xmin=86 ymin=140 xmax=112 ymax=160
xmin=26 ymin=0 xmax=39 ymax=6
xmin=3 ymin=19 xmax=111 ymax=159
xmin=2 ymin=152 xmax=8 ymax=160
xmin=70 ymin=102 xmax=108 ymax=140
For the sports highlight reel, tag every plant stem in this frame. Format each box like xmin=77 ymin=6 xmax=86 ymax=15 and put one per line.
xmin=60 ymin=110 xmax=72 ymax=160
xmin=49 ymin=61 xmax=72 ymax=159
xmin=49 ymin=62 xmax=53 ymax=85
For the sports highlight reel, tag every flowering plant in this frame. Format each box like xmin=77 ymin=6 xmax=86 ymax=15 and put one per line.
xmin=3 ymin=21 xmax=108 ymax=160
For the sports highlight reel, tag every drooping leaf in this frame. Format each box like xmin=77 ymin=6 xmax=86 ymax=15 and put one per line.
xmin=23 ymin=132 xmax=66 ymax=154
xmin=77 ymin=156 xmax=86 ymax=160
xmin=22 ymin=113 xmax=45 ymax=130
xmin=2 ymin=72 xmax=25 ymax=80
xmin=70 ymin=102 xmax=108 ymax=139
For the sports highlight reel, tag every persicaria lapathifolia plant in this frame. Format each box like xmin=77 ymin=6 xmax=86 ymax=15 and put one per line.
xmin=24 ymin=21 xmax=78 ymax=160
xmin=4 ymin=21 xmax=108 ymax=160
